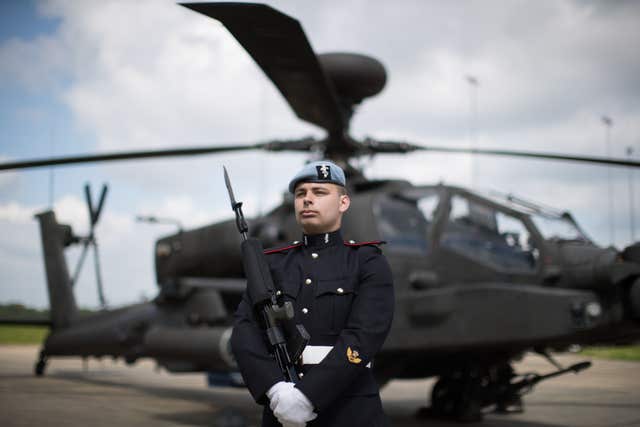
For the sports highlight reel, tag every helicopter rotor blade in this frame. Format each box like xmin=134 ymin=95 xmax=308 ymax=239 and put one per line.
xmin=84 ymin=184 xmax=95 ymax=228
xmin=0 ymin=138 xmax=318 ymax=172
xmin=362 ymin=139 xmax=640 ymax=168
xmin=93 ymin=184 xmax=109 ymax=226
xmin=70 ymin=240 xmax=90 ymax=288
xmin=92 ymin=240 xmax=108 ymax=309
xmin=181 ymin=2 xmax=345 ymax=133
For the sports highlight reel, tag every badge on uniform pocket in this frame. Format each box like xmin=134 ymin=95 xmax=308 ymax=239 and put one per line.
xmin=347 ymin=346 xmax=362 ymax=364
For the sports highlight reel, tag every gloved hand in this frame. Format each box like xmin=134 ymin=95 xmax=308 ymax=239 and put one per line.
xmin=267 ymin=381 xmax=317 ymax=427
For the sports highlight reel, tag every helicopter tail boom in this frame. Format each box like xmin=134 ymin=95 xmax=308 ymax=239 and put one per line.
xmin=35 ymin=210 xmax=79 ymax=330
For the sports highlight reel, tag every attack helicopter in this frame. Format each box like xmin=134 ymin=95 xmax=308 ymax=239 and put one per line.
xmin=2 ymin=2 xmax=640 ymax=422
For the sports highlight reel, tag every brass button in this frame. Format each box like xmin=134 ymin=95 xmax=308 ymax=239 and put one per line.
xmin=276 ymin=290 xmax=282 ymax=296
xmin=298 ymin=372 xmax=304 ymax=378
xmin=337 ymin=288 xmax=344 ymax=294
xmin=302 ymin=308 xmax=309 ymax=314
xmin=305 ymin=278 xmax=312 ymax=285
xmin=311 ymin=253 xmax=319 ymax=259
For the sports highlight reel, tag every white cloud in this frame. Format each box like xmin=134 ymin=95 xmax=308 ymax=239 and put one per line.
xmin=27 ymin=0 xmax=315 ymax=195
xmin=0 ymin=201 xmax=37 ymax=223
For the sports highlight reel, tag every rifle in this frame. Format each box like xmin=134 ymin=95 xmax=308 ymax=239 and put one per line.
xmin=224 ymin=167 xmax=309 ymax=383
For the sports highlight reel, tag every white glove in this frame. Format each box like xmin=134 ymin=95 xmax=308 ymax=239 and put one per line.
xmin=267 ymin=381 xmax=317 ymax=427
xmin=266 ymin=381 xmax=291 ymax=407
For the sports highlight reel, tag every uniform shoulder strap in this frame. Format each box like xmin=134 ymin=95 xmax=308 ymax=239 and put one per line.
xmin=343 ymin=239 xmax=386 ymax=247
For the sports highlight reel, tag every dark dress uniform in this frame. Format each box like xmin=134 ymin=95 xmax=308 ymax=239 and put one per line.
xmin=230 ymin=229 xmax=394 ymax=427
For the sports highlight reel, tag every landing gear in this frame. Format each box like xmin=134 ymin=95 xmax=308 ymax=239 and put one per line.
xmin=34 ymin=350 xmax=47 ymax=377
xmin=424 ymin=363 xmax=520 ymax=422
xmin=428 ymin=369 xmax=484 ymax=422
xmin=493 ymin=363 xmax=523 ymax=414
xmin=422 ymin=357 xmax=591 ymax=422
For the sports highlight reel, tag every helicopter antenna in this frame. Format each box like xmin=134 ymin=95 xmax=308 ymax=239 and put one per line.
xmin=48 ymin=126 xmax=56 ymax=208
xmin=70 ymin=183 xmax=109 ymax=309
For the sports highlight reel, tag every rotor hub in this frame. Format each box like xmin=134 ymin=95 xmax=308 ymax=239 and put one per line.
xmin=318 ymin=52 xmax=387 ymax=106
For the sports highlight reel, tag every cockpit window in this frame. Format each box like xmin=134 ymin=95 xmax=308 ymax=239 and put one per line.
xmin=441 ymin=196 xmax=538 ymax=273
xmin=373 ymin=189 xmax=439 ymax=255
xmin=531 ymin=214 xmax=589 ymax=242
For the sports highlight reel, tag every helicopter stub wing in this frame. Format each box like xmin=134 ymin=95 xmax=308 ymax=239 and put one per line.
xmin=181 ymin=2 xmax=346 ymax=133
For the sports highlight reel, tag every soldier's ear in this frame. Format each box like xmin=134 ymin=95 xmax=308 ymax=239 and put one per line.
xmin=339 ymin=194 xmax=350 ymax=213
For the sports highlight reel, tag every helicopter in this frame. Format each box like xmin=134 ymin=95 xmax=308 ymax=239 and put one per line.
xmin=1 ymin=2 xmax=640 ymax=422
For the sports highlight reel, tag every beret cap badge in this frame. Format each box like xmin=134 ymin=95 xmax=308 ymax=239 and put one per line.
xmin=316 ymin=164 xmax=331 ymax=180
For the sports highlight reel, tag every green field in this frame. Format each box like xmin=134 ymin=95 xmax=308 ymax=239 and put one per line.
xmin=579 ymin=345 xmax=640 ymax=362
xmin=0 ymin=325 xmax=48 ymax=344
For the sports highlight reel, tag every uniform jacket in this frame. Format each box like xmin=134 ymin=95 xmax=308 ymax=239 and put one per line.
xmin=230 ymin=229 xmax=394 ymax=426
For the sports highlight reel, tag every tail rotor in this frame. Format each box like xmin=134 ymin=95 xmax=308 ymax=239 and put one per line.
xmin=71 ymin=183 xmax=109 ymax=309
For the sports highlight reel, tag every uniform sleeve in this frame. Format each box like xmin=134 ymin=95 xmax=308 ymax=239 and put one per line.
xmin=295 ymin=246 xmax=395 ymax=412
xmin=230 ymin=291 xmax=283 ymax=405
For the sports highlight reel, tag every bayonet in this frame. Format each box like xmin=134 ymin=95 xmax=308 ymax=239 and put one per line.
xmin=223 ymin=166 xmax=237 ymax=209
xmin=223 ymin=166 xmax=248 ymax=240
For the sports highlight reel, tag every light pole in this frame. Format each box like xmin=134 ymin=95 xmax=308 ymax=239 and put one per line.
xmin=602 ymin=115 xmax=614 ymax=246
xmin=627 ymin=146 xmax=636 ymax=242
xmin=466 ymin=75 xmax=479 ymax=188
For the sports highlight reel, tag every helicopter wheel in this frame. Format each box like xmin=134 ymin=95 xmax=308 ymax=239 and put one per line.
xmin=34 ymin=351 xmax=47 ymax=377
xmin=430 ymin=377 xmax=457 ymax=417
xmin=429 ymin=376 xmax=483 ymax=422
xmin=492 ymin=363 xmax=524 ymax=414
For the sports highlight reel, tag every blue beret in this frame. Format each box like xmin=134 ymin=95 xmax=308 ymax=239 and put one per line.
xmin=288 ymin=160 xmax=346 ymax=193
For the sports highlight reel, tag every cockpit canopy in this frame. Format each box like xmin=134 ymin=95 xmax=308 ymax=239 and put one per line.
xmin=371 ymin=185 xmax=591 ymax=275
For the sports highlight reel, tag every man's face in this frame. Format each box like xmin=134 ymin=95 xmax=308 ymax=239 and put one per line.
xmin=293 ymin=182 xmax=350 ymax=234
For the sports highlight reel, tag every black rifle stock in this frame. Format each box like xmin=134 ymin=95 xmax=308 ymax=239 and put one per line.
xmin=224 ymin=167 xmax=309 ymax=383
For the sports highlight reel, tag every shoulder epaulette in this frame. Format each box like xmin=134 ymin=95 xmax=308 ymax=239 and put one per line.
xmin=263 ymin=242 xmax=303 ymax=254
xmin=343 ymin=240 xmax=386 ymax=247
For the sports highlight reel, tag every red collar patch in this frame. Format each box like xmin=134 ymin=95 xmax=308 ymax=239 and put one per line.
xmin=263 ymin=243 xmax=303 ymax=254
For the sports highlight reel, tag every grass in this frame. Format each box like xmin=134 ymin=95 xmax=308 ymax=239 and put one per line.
xmin=579 ymin=345 xmax=640 ymax=362
xmin=1 ymin=324 xmax=638 ymax=362
xmin=0 ymin=325 xmax=49 ymax=345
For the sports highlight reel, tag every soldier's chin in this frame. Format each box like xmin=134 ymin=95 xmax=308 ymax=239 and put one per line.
xmin=299 ymin=218 xmax=326 ymax=234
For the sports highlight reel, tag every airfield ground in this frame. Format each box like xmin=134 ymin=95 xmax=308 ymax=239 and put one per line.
xmin=0 ymin=345 xmax=638 ymax=427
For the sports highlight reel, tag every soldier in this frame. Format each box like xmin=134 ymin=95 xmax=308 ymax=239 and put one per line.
xmin=231 ymin=160 xmax=395 ymax=427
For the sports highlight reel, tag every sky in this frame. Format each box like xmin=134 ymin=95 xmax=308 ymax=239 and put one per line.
xmin=0 ymin=0 xmax=639 ymax=309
